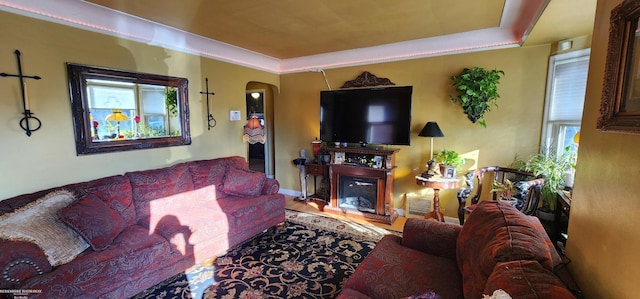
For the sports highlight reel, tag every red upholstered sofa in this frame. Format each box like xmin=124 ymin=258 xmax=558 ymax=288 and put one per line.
xmin=338 ymin=201 xmax=581 ymax=299
xmin=0 ymin=156 xmax=285 ymax=299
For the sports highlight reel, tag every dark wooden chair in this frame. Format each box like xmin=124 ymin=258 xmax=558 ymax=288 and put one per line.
xmin=457 ymin=166 xmax=544 ymax=225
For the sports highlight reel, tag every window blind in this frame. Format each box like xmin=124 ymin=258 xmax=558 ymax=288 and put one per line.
xmin=548 ymin=58 xmax=589 ymax=121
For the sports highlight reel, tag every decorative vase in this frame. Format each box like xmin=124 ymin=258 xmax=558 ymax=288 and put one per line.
xmin=563 ymin=170 xmax=575 ymax=188
xmin=312 ymin=139 xmax=322 ymax=157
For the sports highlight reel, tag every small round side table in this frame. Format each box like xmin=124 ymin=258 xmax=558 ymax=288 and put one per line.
xmin=416 ymin=176 xmax=460 ymax=222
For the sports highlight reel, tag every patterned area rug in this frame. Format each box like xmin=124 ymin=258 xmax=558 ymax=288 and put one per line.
xmin=132 ymin=210 xmax=395 ymax=299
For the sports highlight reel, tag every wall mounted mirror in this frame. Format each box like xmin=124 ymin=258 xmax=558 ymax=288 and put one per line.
xmin=67 ymin=63 xmax=191 ymax=155
xmin=598 ymin=0 xmax=640 ymax=133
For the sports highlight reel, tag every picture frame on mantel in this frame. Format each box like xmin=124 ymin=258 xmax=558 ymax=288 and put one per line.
xmin=598 ymin=0 xmax=640 ymax=134
xmin=334 ymin=152 xmax=345 ymax=164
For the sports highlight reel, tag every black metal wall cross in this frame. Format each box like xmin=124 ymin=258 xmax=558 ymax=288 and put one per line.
xmin=200 ymin=77 xmax=216 ymax=130
xmin=0 ymin=50 xmax=42 ymax=136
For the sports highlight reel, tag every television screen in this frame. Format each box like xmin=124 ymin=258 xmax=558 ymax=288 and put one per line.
xmin=320 ymin=86 xmax=412 ymax=145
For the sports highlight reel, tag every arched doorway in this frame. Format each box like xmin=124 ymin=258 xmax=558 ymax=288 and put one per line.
xmin=246 ymin=82 xmax=275 ymax=178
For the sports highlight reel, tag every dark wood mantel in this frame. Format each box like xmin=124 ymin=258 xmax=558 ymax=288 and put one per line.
xmin=323 ymin=146 xmax=399 ymax=224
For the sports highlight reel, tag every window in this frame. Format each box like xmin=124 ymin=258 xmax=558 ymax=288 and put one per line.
xmin=87 ymin=80 xmax=171 ymax=139
xmin=541 ymin=49 xmax=590 ymax=157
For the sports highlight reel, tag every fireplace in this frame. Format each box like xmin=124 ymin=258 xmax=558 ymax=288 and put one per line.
xmin=323 ymin=147 xmax=399 ymax=224
xmin=338 ymin=176 xmax=377 ymax=213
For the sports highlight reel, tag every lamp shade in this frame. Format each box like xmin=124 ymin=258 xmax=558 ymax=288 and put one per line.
xmin=243 ymin=116 xmax=265 ymax=144
xmin=418 ymin=122 xmax=444 ymax=137
xmin=246 ymin=117 xmax=262 ymax=129
xmin=106 ymin=109 xmax=129 ymax=122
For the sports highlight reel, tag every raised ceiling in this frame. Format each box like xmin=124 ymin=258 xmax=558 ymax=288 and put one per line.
xmin=0 ymin=0 xmax=596 ymax=73
xmin=86 ymin=0 xmax=506 ymax=59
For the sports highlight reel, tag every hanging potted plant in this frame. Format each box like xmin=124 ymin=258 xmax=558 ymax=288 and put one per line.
xmin=165 ymin=87 xmax=178 ymax=117
xmin=449 ymin=66 xmax=505 ymax=127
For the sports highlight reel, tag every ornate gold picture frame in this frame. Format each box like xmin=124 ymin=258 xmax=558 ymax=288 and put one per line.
xmin=598 ymin=0 xmax=640 ymax=133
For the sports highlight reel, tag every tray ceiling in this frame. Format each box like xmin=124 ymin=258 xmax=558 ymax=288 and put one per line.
xmin=0 ymin=0 xmax=595 ymax=73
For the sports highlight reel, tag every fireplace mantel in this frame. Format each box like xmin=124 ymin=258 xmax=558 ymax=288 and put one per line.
xmin=324 ymin=147 xmax=399 ymax=224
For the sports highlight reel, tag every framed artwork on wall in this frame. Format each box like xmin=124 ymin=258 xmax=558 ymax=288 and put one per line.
xmin=598 ymin=0 xmax=640 ymax=133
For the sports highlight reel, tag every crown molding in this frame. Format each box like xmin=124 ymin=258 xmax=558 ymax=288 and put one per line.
xmin=0 ymin=0 xmax=548 ymax=74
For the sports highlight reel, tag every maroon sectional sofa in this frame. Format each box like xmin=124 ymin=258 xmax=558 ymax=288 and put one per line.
xmin=0 ymin=156 xmax=285 ymax=299
xmin=338 ymin=201 xmax=581 ymax=299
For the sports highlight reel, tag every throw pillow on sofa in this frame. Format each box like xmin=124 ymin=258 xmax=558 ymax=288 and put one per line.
xmin=58 ymin=194 xmax=127 ymax=251
xmin=221 ymin=166 xmax=266 ymax=197
xmin=0 ymin=190 xmax=89 ymax=266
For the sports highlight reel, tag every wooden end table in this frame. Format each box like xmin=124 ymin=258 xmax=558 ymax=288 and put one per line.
xmin=416 ymin=176 xmax=460 ymax=222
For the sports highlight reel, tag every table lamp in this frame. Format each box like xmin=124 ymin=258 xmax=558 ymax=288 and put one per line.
xmin=418 ymin=121 xmax=444 ymax=160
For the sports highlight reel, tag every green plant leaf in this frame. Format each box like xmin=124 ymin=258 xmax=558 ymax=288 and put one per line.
xmin=449 ymin=66 xmax=504 ymax=127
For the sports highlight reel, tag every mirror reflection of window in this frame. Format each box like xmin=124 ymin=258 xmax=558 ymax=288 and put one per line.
xmin=67 ymin=63 xmax=191 ymax=155
xmin=86 ymin=79 xmax=180 ymax=141
xmin=140 ymin=84 xmax=170 ymax=137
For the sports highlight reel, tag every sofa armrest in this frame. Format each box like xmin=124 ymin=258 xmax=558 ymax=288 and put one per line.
xmin=0 ymin=240 xmax=52 ymax=288
xmin=401 ymin=218 xmax=461 ymax=261
xmin=262 ymin=178 xmax=280 ymax=195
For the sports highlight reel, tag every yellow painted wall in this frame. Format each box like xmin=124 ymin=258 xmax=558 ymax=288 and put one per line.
xmin=0 ymin=11 xmax=278 ymax=199
xmin=276 ymin=45 xmax=552 ymax=217
xmin=2 ymin=3 xmax=633 ymax=297
xmin=566 ymin=0 xmax=640 ymax=297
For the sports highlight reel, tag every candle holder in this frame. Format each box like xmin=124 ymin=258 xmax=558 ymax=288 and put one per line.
xmin=200 ymin=77 xmax=216 ymax=130
xmin=19 ymin=110 xmax=42 ymax=137
xmin=0 ymin=50 xmax=42 ymax=137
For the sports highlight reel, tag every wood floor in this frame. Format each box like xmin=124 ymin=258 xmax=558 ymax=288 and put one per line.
xmin=284 ymin=195 xmax=407 ymax=232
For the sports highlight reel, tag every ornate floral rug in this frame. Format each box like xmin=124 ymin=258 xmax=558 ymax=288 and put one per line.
xmin=132 ymin=210 xmax=394 ymax=299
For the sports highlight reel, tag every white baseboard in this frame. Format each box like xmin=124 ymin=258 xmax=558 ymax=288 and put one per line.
xmin=279 ymin=188 xmax=301 ymax=197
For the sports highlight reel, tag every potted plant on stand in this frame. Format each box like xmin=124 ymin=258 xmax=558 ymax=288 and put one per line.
xmin=434 ymin=149 xmax=465 ymax=178
xmin=491 ymin=179 xmax=517 ymax=207
xmin=512 ymin=148 xmax=572 ymax=221
xmin=449 ymin=66 xmax=505 ymax=127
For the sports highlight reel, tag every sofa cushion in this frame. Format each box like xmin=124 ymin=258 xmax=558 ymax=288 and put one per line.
xmin=58 ymin=194 xmax=127 ymax=251
xmin=188 ymin=156 xmax=249 ymax=190
xmin=484 ymin=260 xmax=577 ymax=298
xmin=125 ymin=163 xmax=195 ymax=224
xmin=21 ymin=225 xmax=188 ymax=299
xmin=0 ymin=190 xmax=89 ymax=267
xmin=0 ymin=240 xmax=52 ymax=288
xmin=71 ymin=175 xmax=137 ymax=227
xmin=336 ymin=288 xmax=372 ymax=299
xmin=220 ymin=166 xmax=266 ymax=197
xmin=141 ymin=187 xmax=216 ymax=235
xmin=342 ymin=234 xmax=463 ymax=299
xmin=457 ymin=201 xmax=556 ymax=299
xmin=401 ymin=218 xmax=461 ymax=261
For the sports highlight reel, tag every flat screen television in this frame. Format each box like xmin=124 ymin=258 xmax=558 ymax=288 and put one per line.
xmin=320 ymin=86 xmax=412 ymax=146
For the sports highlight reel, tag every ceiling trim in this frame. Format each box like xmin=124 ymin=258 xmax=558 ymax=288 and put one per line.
xmin=0 ymin=0 xmax=548 ymax=74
